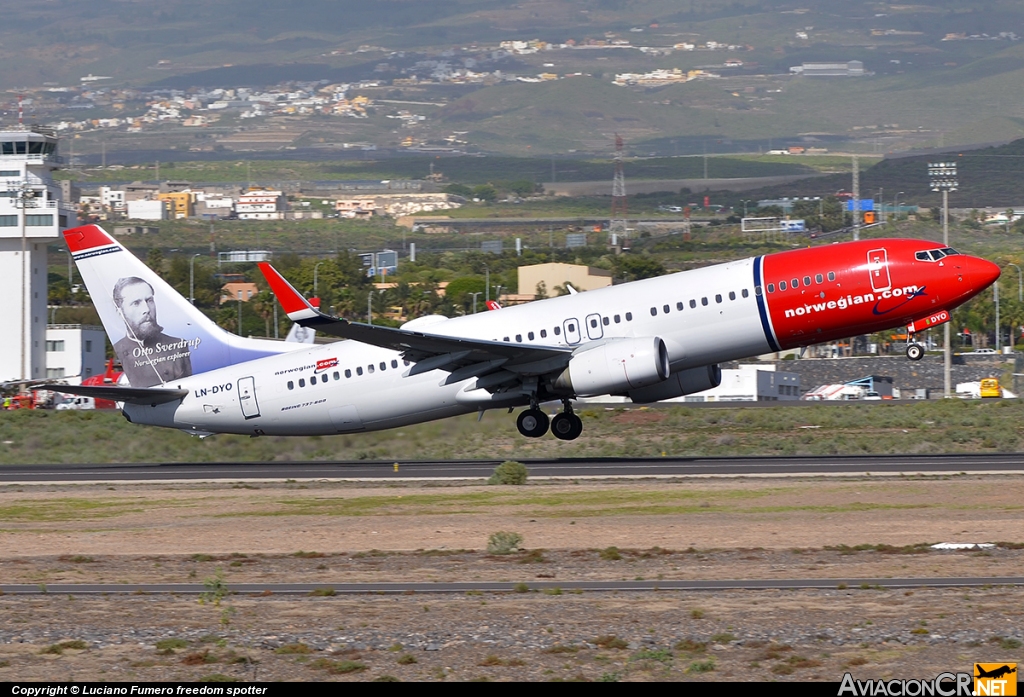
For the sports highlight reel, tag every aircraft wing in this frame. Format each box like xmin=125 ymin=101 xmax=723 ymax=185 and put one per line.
xmin=258 ymin=263 xmax=573 ymax=379
xmin=38 ymin=384 xmax=188 ymax=406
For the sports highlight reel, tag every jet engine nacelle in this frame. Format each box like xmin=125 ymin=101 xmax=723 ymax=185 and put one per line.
xmin=553 ymin=337 xmax=670 ymax=397
xmin=627 ymin=364 xmax=722 ymax=403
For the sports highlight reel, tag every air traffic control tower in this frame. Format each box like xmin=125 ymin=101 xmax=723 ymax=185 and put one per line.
xmin=0 ymin=127 xmax=74 ymax=384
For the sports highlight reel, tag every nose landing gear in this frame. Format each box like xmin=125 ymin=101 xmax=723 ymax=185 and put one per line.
xmin=906 ymin=343 xmax=924 ymax=361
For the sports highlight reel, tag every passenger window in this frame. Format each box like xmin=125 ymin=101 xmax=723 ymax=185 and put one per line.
xmin=310 ymin=375 xmax=317 ymax=385
xmin=752 ymin=287 xmax=759 ymax=297
xmin=768 ymin=283 xmax=775 ymax=293
xmin=650 ymin=307 xmax=657 ymax=317
xmin=391 ymin=360 xmax=398 ymax=368
xmin=625 ymin=312 xmax=632 ymax=321
xmin=701 ymin=297 xmax=708 ymax=306
xmin=792 ymin=278 xmax=799 ymax=288
xmin=815 ymin=274 xmax=823 ymax=284
xmin=590 ymin=318 xmax=598 ymax=328
xmin=380 ymin=362 xmax=386 ymax=371
xmin=602 ymin=316 xmax=609 ymax=326
xmin=676 ymin=301 xmax=684 ymax=311
xmin=827 ymin=272 xmax=836 ymax=281
xmin=368 ymin=365 xmax=374 ymax=374
xmin=528 ymin=331 xmax=535 ymax=340
xmin=333 ymin=371 xmax=340 ymax=380
xmin=568 ymin=323 xmax=575 ymax=332
xmin=516 ymin=334 xmax=522 ymax=342
xmin=345 ymin=369 xmax=352 ymax=378
xmin=715 ymin=294 xmax=722 ymax=303
xmin=779 ymin=281 xmax=787 ymax=291
xmin=356 ymin=367 xmax=363 ymax=376
xmin=663 ymin=304 xmax=670 ymax=314
xmin=613 ymin=315 xmax=620 ymax=323
xmin=540 ymin=329 xmax=547 ymax=337
xmin=299 ymin=378 xmax=306 ymax=387
xmin=287 ymin=381 xmax=294 ymax=390
xmin=554 ymin=326 xmax=561 ymax=335
xmin=803 ymin=276 xmax=811 ymax=286
xmin=729 ymin=291 xmax=736 ymax=301
xmin=503 ymin=336 xmax=510 ymax=342
xmin=404 ymin=360 xmax=410 ymax=366
xmin=689 ymin=299 xmax=696 ymax=308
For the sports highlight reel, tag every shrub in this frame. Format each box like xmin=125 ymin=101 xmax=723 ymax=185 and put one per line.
xmin=488 ymin=461 xmax=529 ymax=485
xmin=487 ymin=531 xmax=523 ymax=555
xmin=599 ymin=546 xmax=622 ymax=561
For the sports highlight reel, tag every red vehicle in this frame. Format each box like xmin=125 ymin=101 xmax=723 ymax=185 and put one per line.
xmin=78 ymin=359 xmax=124 ymax=409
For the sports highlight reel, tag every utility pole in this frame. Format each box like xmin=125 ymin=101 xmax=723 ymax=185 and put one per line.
xmin=851 ymin=155 xmax=860 ymax=241
xmin=929 ymin=161 xmax=958 ymax=397
xmin=10 ymin=178 xmax=38 ymax=381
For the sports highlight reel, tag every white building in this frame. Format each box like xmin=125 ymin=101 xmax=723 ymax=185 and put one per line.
xmin=0 ymin=128 xmax=75 ymax=382
xmin=126 ymin=199 xmax=169 ymax=220
xmin=684 ymin=364 xmax=800 ymax=402
xmin=45 ymin=324 xmax=106 ymax=384
xmin=236 ymin=190 xmax=285 ymax=220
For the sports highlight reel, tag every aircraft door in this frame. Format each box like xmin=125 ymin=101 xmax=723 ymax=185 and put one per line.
xmin=867 ymin=248 xmax=892 ymax=292
xmin=237 ymin=376 xmax=261 ymax=420
xmin=563 ymin=318 xmax=581 ymax=345
xmin=586 ymin=313 xmax=604 ymax=340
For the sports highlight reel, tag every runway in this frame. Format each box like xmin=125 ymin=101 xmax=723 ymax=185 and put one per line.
xmin=2 ymin=576 xmax=1022 ymax=595
xmin=2 ymin=452 xmax=1024 ymax=483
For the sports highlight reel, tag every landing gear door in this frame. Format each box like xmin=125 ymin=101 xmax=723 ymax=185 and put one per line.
xmin=867 ymin=248 xmax=891 ymax=292
xmin=237 ymin=376 xmax=260 ymax=420
xmin=563 ymin=318 xmax=581 ymax=345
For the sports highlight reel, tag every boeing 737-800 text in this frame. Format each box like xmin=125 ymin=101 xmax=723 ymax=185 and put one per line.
xmin=43 ymin=224 xmax=999 ymax=440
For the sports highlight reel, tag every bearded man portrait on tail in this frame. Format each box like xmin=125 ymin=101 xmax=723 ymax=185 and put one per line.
xmin=112 ymin=276 xmax=193 ymax=387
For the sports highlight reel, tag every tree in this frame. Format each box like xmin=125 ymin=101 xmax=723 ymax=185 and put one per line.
xmin=613 ymin=254 xmax=666 ymax=282
xmin=471 ymin=184 xmax=497 ymax=202
xmin=443 ymin=276 xmax=486 ymax=313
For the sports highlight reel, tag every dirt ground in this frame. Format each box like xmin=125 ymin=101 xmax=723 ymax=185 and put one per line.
xmin=0 ymin=475 xmax=1022 ymax=682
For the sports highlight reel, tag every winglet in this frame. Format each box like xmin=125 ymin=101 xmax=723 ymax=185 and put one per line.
xmin=257 ymin=262 xmax=322 ymax=321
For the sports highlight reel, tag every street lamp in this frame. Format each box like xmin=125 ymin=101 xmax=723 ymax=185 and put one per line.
xmin=995 ymin=281 xmax=1001 ymax=352
xmin=9 ymin=178 xmax=39 ymax=381
xmin=929 ymin=161 xmax=958 ymax=397
xmin=189 ymin=253 xmax=202 ymax=305
xmin=483 ymin=264 xmax=489 ymax=303
xmin=1006 ymin=262 xmax=1023 ymax=302
xmin=469 ymin=291 xmax=481 ymax=314
xmin=741 ymin=199 xmax=751 ymax=218
xmin=313 ymin=261 xmax=324 ymax=297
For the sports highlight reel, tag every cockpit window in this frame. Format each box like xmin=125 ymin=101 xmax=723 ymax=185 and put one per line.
xmin=917 ymin=248 xmax=958 ymax=262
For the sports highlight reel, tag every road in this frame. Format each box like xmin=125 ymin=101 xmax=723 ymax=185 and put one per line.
xmin=2 ymin=452 xmax=1023 ymax=483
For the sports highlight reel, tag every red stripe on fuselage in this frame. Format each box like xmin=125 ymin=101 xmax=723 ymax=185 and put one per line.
xmin=761 ymin=239 xmax=979 ymax=349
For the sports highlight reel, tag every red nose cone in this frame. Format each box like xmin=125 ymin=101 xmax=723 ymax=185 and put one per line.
xmin=970 ymin=257 xmax=1001 ymax=290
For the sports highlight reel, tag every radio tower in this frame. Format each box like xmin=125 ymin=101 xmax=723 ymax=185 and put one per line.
xmin=609 ymin=133 xmax=627 ymax=245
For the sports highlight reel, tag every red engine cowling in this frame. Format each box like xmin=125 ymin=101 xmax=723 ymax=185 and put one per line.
xmin=553 ymin=337 xmax=670 ymax=397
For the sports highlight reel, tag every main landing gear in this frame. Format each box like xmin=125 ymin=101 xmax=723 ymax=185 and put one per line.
xmin=516 ymin=401 xmax=583 ymax=440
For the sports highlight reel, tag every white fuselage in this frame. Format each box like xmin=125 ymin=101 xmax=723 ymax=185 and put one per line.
xmin=126 ymin=257 xmax=770 ymax=436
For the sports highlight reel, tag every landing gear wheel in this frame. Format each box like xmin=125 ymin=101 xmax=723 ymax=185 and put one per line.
xmin=906 ymin=343 xmax=924 ymax=361
xmin=551 ymin=412 xmax=584 ymax=441
xmin=517 ymin=408 xmax=550 ymax=438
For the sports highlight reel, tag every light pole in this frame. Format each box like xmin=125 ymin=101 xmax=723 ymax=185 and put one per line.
xmin=189 ymin=253 xmax=201 ymax=305
xmin=995 ymin=281 xmax=1001 ymax=352
xmin=892 ymin=192 xmax=904 ymax=224
xmin=313 ymin=261 xmax=324 ymax=297
xmin=483 ymin=264 xmax=489 ymax=303
xmin=10 ymin=178 xmax=39 ymax=381
xmin=929 ymin=162 xmax=958 ymax=397
xmin=469 ymin=292 xmax=481 ymax=314
xmin=368 ymin=290 xmax=374 ymax=325
xmin=742 ymin=199 xmax=751 ymax=218
xmin=493 ymin=285 xmax=503 ymax=305
xmin=1006 ymin=262 xmax=1022 ymax=302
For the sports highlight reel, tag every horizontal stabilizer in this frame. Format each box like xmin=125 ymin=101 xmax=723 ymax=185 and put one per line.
xmin=39 ymin=384 xmax=188 ymax=406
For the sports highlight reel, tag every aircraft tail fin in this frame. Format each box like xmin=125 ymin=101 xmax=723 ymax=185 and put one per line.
xmin=65 ymin=224 xmax=297 ymax=387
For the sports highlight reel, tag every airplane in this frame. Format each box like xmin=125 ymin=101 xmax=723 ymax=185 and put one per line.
xmin=41 ymin=224 xmax=999 ymax=441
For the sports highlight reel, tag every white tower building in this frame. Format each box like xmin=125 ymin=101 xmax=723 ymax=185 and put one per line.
xmin=0 ymin=127 xmax=74 ymax=383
